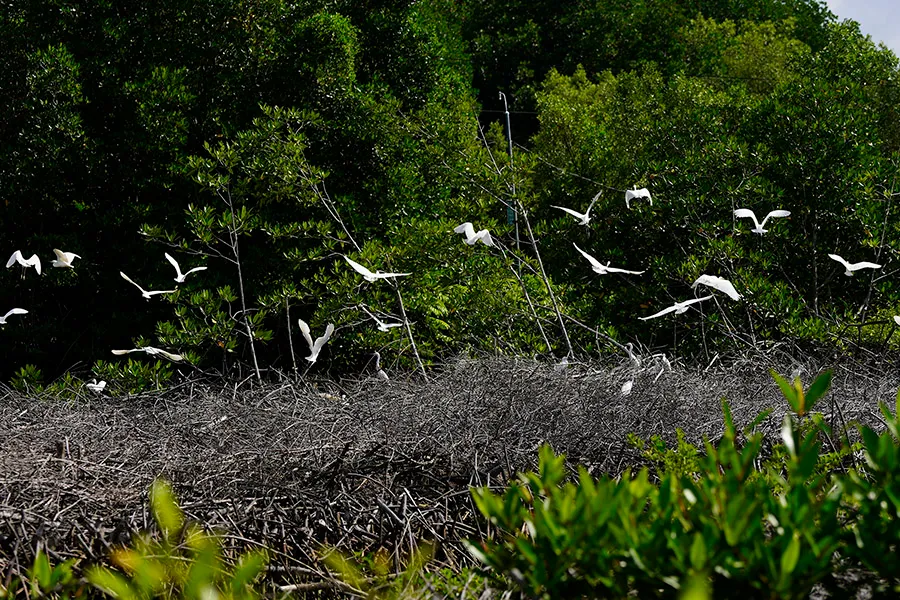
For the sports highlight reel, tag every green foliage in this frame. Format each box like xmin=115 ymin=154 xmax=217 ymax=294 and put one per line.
xmin=321 ymin=544 xmax=434 ymax=599
xmin=0 ymin=549 xmax=81 ymax=600
xmin=466 ymin=371 xmax=862 ymax=599
xmin=87 ymin=480 xmax=268 ymax=600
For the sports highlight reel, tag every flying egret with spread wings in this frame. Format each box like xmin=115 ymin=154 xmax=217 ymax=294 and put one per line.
xmin=691 ymin=274 xmax=742 ymax=301
xmin=639 ymin=296 xmax=714 ymax=320
xmin=573 ymin=243 xmax=645 ymax=275
xmin=625 ymin=188 xmax=652 ymax=209
xmin=453 ymin=222 xmax=495 ymax=246
xmin=344 ymin=256 xmax=410 ymax=283
xmin=551 ymin=191 xmax=602 ymax=225
xmin=165 ymin=253 xmax=208 ymax=283
xmin=120 ymin=272 xmax=177 ymax=299
xmin=828 ymin=254 xmax=882 ymax=276
xmin=112 ymin=346 xmax=183 ymax=361
xmin=51 ymin=249 xmax=81 ymax=269
xmin=0 ymin=308 xmax=27 ymax=325
xmin=298 ymin=319 xmax=335 ymax=363
xmin=360 ymin=306 xmax=403 ymax=332
xmin=6 ymin=250 xmax=41 ymax=277
xmin=733 ymin=209 xmax=791 ymax=234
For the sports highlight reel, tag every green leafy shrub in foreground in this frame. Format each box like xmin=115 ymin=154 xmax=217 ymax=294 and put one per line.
xmin=467 ymin=370 xmax=900 ymax=599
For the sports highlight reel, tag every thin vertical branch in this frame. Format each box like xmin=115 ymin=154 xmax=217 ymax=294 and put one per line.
xmin=286 ymin=296 xmax=298 ymax=375
xmin=223 ymin=189 xmax=261 ymax=382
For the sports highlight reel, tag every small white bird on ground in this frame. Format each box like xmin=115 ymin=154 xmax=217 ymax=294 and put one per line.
xmin=51 ymin=249 xmax=81 ymax=269
xmin=86 ymin=379 xmax=107 ymax=393
xmin=573 ymin=243 xmax=645 ymax=275
xmin=625 ymin=188 xmax=652 ymax=209
xmin=344 ymin=256 xmax=411 ymax=283
xmin=551 ymin=191 xmax=602 ymax=226
xmin=0 ymin=308 xmax=27 ymax=325
xmin=112 ymin=347 xmax=183 ymax=362
xmin=165 ymin=253 xmax=207 ymax=283
xmin=6 ymin=250 xmax=41 ymax=276
xmin=827 ymin=254 xmax=882 ymax=276
xmin=621 ymin=379 xmax=634 ymax=396
xmin=298 ymin=319 xmax=335 ymax=363
xmin=120 ymin=272 xmax=177 ymax=299
xmin=639 ymin=296 xmax=714 ymax=320
xmin=692 ymin=274 xmax=742 ymax=301
xmin=453 ymin=222 xmax=495 ymax=246
xmin=733 ymin=209 xmax=791 ymax=234
xmin=361 ymin=306 xmax=403 ymax=332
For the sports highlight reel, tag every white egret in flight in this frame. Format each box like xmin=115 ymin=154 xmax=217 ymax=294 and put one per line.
xmin=691 ymin=274 xmax=742 ymax=301
xmin=0 ymin=308 xmax=27 ymax=325
xmin=165 ymin=253 xmax=207 ymax=283
xmin=624 ymin=188 xmax=652 ymax=209
xmin=361 ymin=306 xmax=403 ymax=332
xmin=573 ymin=243 xmax=645 ymax=275
xmin=828 ymin=254 xmax=882 ymax=276
xmin=453 ymin=222 xmax=495 ymax=246
xmin=298 ymin=319 xmax=335 ymax=363
xmin=120 ymin=272 xmax=177 ymax=299
xmin=51 ymin=249 xmax=81 ymax=269
xmin=895 ymin=316 xmax=900 ymax=327
xmin=639 ymin=296 xmax=714 ymax=320
xmin=733 ymin=209 xmax=791 ymax=234
xmin=6 ymin=250 xmax=41 ymax=276
xmin=551 ymin=191 xmax=602 ymax=225
xmin=344 ymin=256 xmax=410 ymax=283
xmin=112 ymin=347 xmax=183 ymax=361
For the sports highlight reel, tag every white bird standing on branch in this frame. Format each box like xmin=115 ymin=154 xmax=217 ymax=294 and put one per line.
xmin=6 ymin=250 xmax=41 ymax=276
xmin=120 ymin=272 xmax=177 ymax=299
xmin=733 ymin=208 xmax=791 ymax=234
xmin=828 ymin=254 xmax=882 ymax=276
xmin=298 ymin=319 xmax=335 ymax=363
xmin=0 ymin=308 xmax=27 ymax=325
xmin=165 ymin=253 xmax=208 ymax=283
xmin=624 ymin=188 xmax=652 ymax=209
xmin=691 ymin=274 xmax=742 ymax=301
xmin=639 ymin=296 xmax=714 ymax=320
xmin=51 ymin=249 xmax=81 ymax=269
xmin=111 ymin=346 xmax=183 ymax=362
xmin=343 ymin=256 xmax=411 ymax=283
xmin=453 ymin=222 xmax=495 ymax=246
xmin=573 ymin=243 xmax=645 ymax=275
xmin=551 ymin=191 xmax=602 ymax=225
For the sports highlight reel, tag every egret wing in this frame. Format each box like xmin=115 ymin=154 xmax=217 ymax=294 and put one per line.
xmin=297 ymin=318 xmax=314 ymax=350
xmin=573 ymin=243 xmax=604 ymax=270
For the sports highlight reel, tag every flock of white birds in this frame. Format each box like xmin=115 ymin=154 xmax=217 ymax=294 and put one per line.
xmin=2 ymin=187 xmax=895 ymax=392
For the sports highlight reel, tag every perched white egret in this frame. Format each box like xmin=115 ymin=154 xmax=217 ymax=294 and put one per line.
xmin=373 ymin=351 xmax=389 ymax=381
xmin=453 ymin=222 xmax=495 ymax=246
xmin=551 ymin=191 xmax=602 ymax=225
xmin=343 ymin=256 xmax=410 ymax=283
xmin=624 ymin=342 xmax=641 ymax=368
xmin=165 ymin=253 xmax=207 ymax=283
xmin=112 ymin=346 xmax=183 ymax=362
xmin=0 ymin=308 xmax=27 ymax=325
xmin=733 ymin=209 xmax=791 ymax=234
xmin=691 ymin=274 xmax=742 ymax=301
xmin=86 ymin=379 xmax=107 ymax=393
xmin=297 ymin=319 xmax=334 ymax=363
xmin=51 ymin=249 xmax=81 ymax=269
xmin=621 ymin=379 xmax=634 ymax=396
xmin=639 ymin=296 xmax=714 ymax=320
xmin=360 ymin=306 xmax=403 ymax=332
xmin=6 ymin=250 xmax=41 ymax=276
xmin=624 ymin=188 xmax=652 ymax=209
xmin=120 ymin=272 xmax=177 ymax=299
xmin=827 ymin=254 xmax=882 ymax=276
xmin=573 ymin=243 xmax=645 ymax=275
